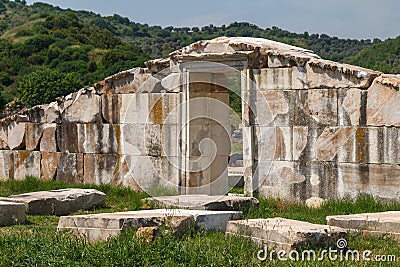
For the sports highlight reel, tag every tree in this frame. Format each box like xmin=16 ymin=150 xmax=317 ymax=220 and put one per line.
xmin=17 ymin=68 xmax=83 ymax=107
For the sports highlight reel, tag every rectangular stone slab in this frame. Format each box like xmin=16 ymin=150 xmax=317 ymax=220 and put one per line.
xmin=0 ymin=201 xmax=26 ymax=226
xmin=226 ymin=218 xmax=346 ymax=251
xmin=143 ymin=195 xmax=259 ymax=211
xmin=0 ymin=188 xmax=106 ymax=216
xmin=58 ymin=209 xmax=242 ymax=241
xmin=327 ymin=211 xmax=400 ymax=240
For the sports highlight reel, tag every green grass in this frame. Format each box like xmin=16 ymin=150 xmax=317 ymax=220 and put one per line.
xmin=1 ymin=177 xmax=400 ymax=266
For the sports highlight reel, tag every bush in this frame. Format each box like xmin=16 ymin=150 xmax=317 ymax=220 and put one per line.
xmin=17 ymin=68 xmax=83 ymax=107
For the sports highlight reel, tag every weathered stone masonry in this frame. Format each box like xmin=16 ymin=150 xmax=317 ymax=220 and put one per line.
xmin=0 ymin=37 xmax=399 ymax=202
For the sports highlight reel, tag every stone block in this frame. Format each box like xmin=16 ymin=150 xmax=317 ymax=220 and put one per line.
xmin=83 ymin=154 xmax=119 ymax=185
xmin=101 ymin=94 xmax=121 ymax=124
xmin=327 ymin=211 xmax=400 ymax=238
xmin=41 ymin=152 xmax=61 ymax=180
xmin=14 ymin=151 xmax=41 ymax=180
xmin=143 ymin=195 xmax=259 ymax=211
xmin=337 ymin=163 xmax=400 ymax=199
xmin=40 ymin=124 xmax=57 ymax=152
xmin=0 ymin=151 xmax=13 ymax=180
xmin=120 ymin=93 xmax=150 ymax=124
xmin=119 ymin=155 xmax=180 ymax=194
xmin=256 ymin=90 xmax=292 ymax=126
xmin=0 ymin=188 xmax=106 ymax=216
xmin=25 ymin=123 xmax=43 ymax=151
xmin=305 ymin=59 xmax=379 ymax=89
xmin=304 ymin=89 xmax=338 ymax=126
xmin=0 ymin=125 xmax=9 ymax=149
xmin=7 ymin=122 xmax=25 ymax=150
xmin=254 ymin=67 xmax=306 ymax=90
xmin=257 ymin=127 xmax=292 ymax=161
xmin=56 ymin=153 xmax=84 ymax=184
xmin=367 ymin=77 xmax=400 ymax=126
xmin=161 ymin=73 xmax=182 ymax=92
xmin=57 ymin=123 xmax=79 ymax=153
xmin=77 ymin=124 xmax=119 ymax=154
xmin=338 ymin=88 xmax=362 ymax=126
xmin=226 ymin=218 xmax=346 ymax=251
xmin=257 ymin=161 xmax=305 ymax=200
xmin=58 ymin=209 xmax=242 ymax=241
xmin=0 ymin=201 xmax=25 ymax=226
xmin=293 ymin=126 xmax=308 ymax=160
xmin=121 ymin=123 xmax=161 ymax=156
xmin=305 ymin=197 xmax=325 ymax=209
xmin=315 ymin=127 xmax=356 ymax=161
xmin=62 ymin=88 xmax=101 ymax=123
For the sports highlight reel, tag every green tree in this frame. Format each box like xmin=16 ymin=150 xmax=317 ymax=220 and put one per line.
xmin=17 ymin=68 xmax=83 ymax=107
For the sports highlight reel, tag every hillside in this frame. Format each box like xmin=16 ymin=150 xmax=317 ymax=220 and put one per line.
xmin=0 ymin=0 xmax=398 ymax=116
xmin=344 ymin=36 xmax=400 ymax=74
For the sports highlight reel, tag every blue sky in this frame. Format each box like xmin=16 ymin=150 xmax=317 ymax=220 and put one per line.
xmin=26 ymin=0 xmax=399 ymax=40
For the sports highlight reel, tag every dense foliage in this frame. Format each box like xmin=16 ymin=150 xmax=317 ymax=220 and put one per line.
xmin=345 ymin=36 xmax=400 ymax=74
xmin=0 ymin=0 xmax=398 ymax=114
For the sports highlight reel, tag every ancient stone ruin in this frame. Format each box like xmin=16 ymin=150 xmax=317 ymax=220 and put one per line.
xmin=0 ymin=37 xmax=399 ymax=203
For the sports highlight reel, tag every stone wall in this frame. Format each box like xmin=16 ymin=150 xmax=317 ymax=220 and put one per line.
xmin=1 ymin=36 xmax=400 ymax=202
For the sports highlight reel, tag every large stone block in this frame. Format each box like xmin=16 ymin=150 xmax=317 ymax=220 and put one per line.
xmin=258 ymin=161 xmax=308 ymax=200
xmin=14 ymin=151 xmax=41 ymax=180
xmin=56 ymin=153 xmax=84 ymax=184
xmin=367 ymin=77 xmax=400 ymax=126
xmin=327 ymin=211 xmax=400 ymax=241
xmin=337 ymin=163 xmax=400 ymax=199
xmin=257 ymin=127 xmax=292 ymax=161
xmin=62 ymin=88 xmax=101 ymax=123
xmin=57 ymin=123 xmax=79 ymax=153
xmin=0 ymin=150 xmax=13 ymax=180
xmin=0 ymin=188 xmax=106 ymax=216
xmin=0 ymin=125 xmax=9 ymax=149
xmin=0 ymin=201 xmax=25 ymax=226
xmin=303 ymin=89 xmax=338 ymax=126
xmin=253 ymin=67 xmax=307 ymax=90
xmin=96 ymin=68 xmax=158 ymax=94
xmin=40 ymin=124 xmax=57 ymax=152
xmin=58 ymin=209 xmax=242 ymax=241
xmin=41 ymin=152 xmax=61 ymax=180
xmin=83 ymin=154 xmax=119 ymax=185
xmin=226 ymin=218 xmax=346 ymax=251
xmin=316 ymin=127 xmax=356 ymax=161
xmin=338 ymin=88 xmax=362 ymax=126
xmin=305 ymin=59 xmax=380 ymax=89
xmin=101 ymin=94 xmax=121 ymax=124
xmin=25 ymin=123 xmax=43 ymax=151
xmin=293 ymin=126 xmax=308 ymax=160
xmin=7 ymin=122 xmax=26 ymax=150
xmin=120 ymin=93 xmax=150 ymax=124
xmin=253 ymin=90 xmax=293 ymax=126
xmin=77 ymin=124 xmax=119 ymax=154
xmin=121 ymin=123 xmax=162 ymax=156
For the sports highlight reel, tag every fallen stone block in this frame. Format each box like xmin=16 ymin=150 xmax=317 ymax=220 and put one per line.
xmin=0 ymin=201 xmax=26 ymax=226
xmin=226 ymin=218 xmax=346 ymax=251
xmin=327 ymin=211 xmax=400 ymax=241
xmin=143 ymin=195 xmax=259 ymax=211
xmin=58 ymin=209 xmax=242 ymax=241
xmin=0 ymin=188 xmax=106 ymax=216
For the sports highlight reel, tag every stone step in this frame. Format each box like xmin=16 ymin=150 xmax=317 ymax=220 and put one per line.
xmin=58 ymin=209 xmax=242 ymax=241
xmin=327 ymin=211 xmax=400 ymax=241
xmin=226 ymin=218 xmax=346 ymax=252
xmin=0 ymin=188 xmax=106 ymax=216
xmin=143 ymin=195 xmax=259 ymax=211
xmin=0 ymin=201 xmax=26 ymax=226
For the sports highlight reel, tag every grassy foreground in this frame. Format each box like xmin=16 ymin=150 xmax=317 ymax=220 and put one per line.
xmin=0 ymin=177 xmax=400 ymax=266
